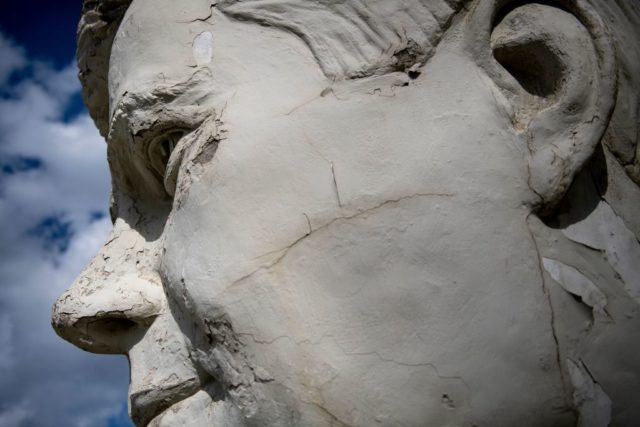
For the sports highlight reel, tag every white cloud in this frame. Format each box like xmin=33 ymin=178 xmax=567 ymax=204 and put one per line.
xmin=0 ymin=33 xmax=27 ymax=86
xmin=0 ymin=32 xmax=132 ymax=427
xmin=0 ymin=402 xmax=33 ymax=427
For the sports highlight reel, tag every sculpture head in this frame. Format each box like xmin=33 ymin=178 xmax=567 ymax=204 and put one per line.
xmin=53 ymin=0 xmax=640 ymax=425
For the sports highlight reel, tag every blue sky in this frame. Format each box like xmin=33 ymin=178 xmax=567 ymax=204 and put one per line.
xmin=0 ymin=2 xmax=134 ymax=426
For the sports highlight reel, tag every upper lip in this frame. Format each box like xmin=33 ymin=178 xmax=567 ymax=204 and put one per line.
xmin=129 ymin=378 xmax=202 ymax=426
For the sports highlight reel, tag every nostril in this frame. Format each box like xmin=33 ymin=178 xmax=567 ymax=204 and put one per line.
xmin=91 ymin=316 xmax=139 ymax=335
xmin=62 ymin=312 xmax=155 ymax=355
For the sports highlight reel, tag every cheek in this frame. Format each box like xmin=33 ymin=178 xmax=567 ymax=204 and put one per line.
xmin=160 ymin=161 xmax=549 ymax=425
xmin=159 ymin=47 xmax=531 ymax=322
xmin=159 ymin=64 xmax=529 ymax=321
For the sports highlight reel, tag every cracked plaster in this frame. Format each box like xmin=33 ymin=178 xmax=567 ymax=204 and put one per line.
xmin=53 ymin=0 xmax=640 ymax=425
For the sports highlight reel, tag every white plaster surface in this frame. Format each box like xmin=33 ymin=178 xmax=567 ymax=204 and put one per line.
xmin=563 ymin=201 xmax=640 ymax=303
xmin=53 ymin=0 xmax=640 ymax=425
xmin=567 ymin=359 xmax=612 ymax=427
xmin=543 ymin=258 xmax=608 ymax=315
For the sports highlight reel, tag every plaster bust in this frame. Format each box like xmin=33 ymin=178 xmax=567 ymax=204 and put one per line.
xmin=52 ymin=0 xmax=640 ymax=425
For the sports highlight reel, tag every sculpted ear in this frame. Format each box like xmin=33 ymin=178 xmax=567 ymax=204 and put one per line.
xmin=466 ymin=0 xmax=617 ymax=209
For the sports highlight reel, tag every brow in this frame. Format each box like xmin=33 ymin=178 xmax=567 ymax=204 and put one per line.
xmin=107 ymin=72 xmax=217 ymax=142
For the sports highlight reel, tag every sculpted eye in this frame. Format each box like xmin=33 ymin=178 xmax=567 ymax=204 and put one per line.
xmin=128 ymin=115 xmax=218 ymax=200
xmin=148 ymin=130 xmax=187 ymax=179
xmin=147 ymin=129 xmax=189 ymax=197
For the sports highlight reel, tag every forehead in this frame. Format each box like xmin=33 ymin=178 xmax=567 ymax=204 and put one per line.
xmin=84 ymin=0 xmax=470 ymax=137
xmin=108 ymin=0 xmax=213 ymax=107
xmin=108 ymin=0 xmax=468 ymax=100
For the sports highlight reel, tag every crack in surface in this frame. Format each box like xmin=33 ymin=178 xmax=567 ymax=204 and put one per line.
xmin=229 ymin=332 xmax=351 ymax=425
xmin=236 ymin=330 xmax=470 ymax=389
xmin=303 ymin=213 xmax=312 ymax=235
xmin=236 ymin=332 xmax=333 ymax=348
xmin=229 ymin=192 xmax=453 ymax=293
xmin=236 ymin=331 xmax=469 ymax=425
xmin=178 ymin=4 xmax=215 ymax=23
xmin=334 ymin=344 xmax=471 ymax=396
xmin=526 ymin=214 xmax=570 ymax=407
xmin=301 ymin=399 xmax=352 ymax=427
xmin=331 ymin=163 xmax=342 ymax=207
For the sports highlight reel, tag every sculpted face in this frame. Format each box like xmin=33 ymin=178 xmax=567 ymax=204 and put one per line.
xmin=53 ymin=0 xmax=640 ymax=425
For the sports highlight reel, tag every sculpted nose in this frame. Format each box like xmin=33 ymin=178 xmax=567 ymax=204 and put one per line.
xmin=52 ymin=224 xmax=164 ymax=354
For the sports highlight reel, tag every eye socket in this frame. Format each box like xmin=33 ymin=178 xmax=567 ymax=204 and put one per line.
xmin=147 ymin=129 xmax=188 ymax=185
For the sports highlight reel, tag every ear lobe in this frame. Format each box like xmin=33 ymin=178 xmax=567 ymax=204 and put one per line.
xmin=465 ymin=0 xmax=617 ymax=209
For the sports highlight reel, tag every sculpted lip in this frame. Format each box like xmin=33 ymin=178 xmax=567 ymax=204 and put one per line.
xmin=129 ymin=378 xmax=202 ymax=427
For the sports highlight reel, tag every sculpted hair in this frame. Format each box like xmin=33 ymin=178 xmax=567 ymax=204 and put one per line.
xmin=77 ymin=0 xmax=131 ymax=138
xmin=218 ymin=0 xmax=468 ymax=79
xmin=77 ymin=0 xmax=640 ymax=188
xmin=77 ymin=0 xmax=467 ymax=136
